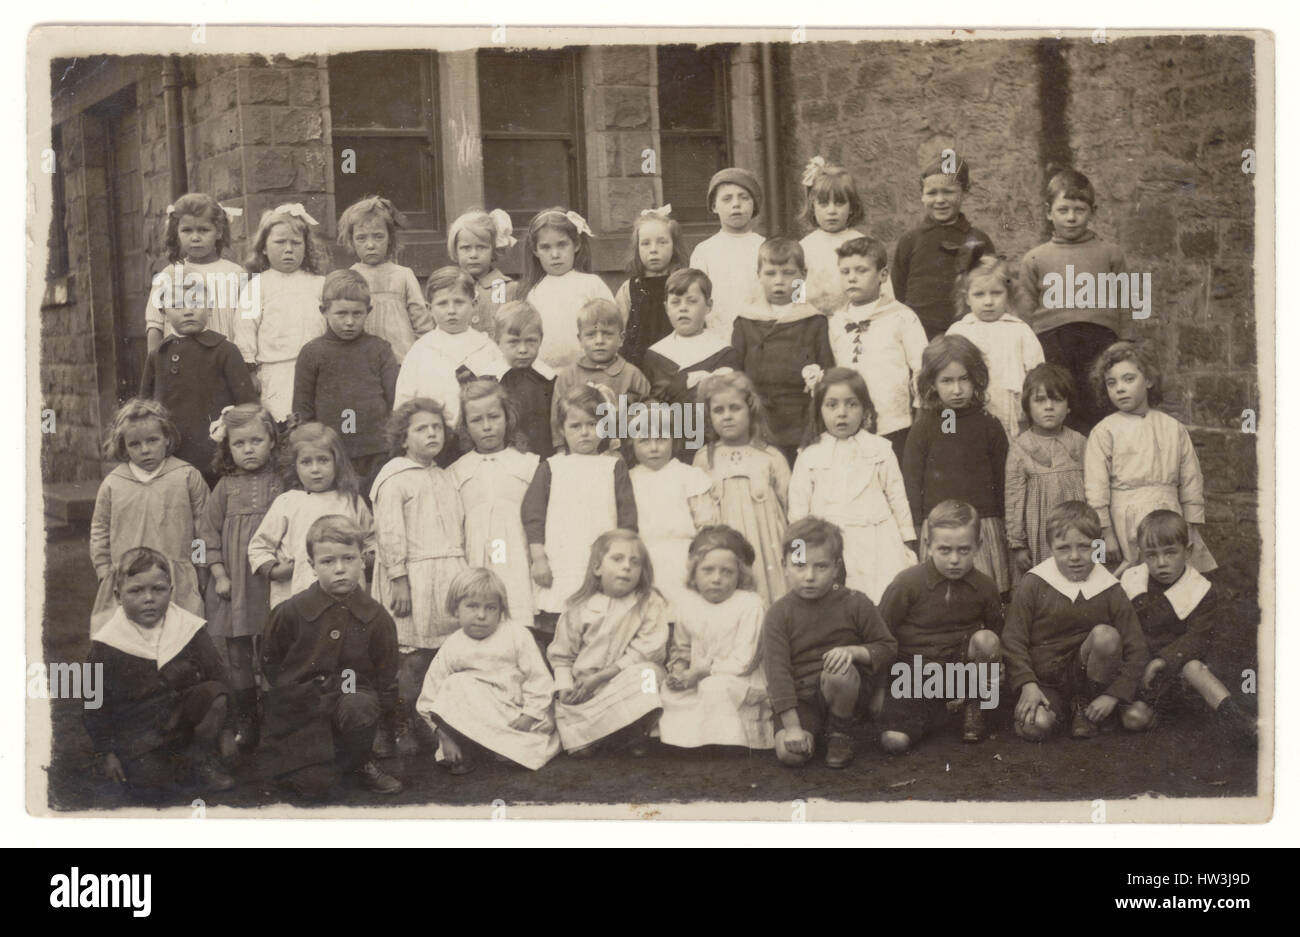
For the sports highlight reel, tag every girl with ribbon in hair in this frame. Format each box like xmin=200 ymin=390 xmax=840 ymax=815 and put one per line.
xmin=797 ymin=157 xmax=874 ymax=315
xmin=448 ymin=207 xmax=519 ymax=340
xmin=338 ymin=195 xmax=432 ymax=364
xmin=147 ymin=192 xmax=248 ymax=356
xmin=198 ymin=403 xmax=283 ymax=749
xmin=518 ymin=207 xmax=614 ymax=370
xmin=616 ymin=204 xmax=689 ymax=367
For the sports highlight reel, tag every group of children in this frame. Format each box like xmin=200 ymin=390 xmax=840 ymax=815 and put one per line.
xmin=81 ymin=153 xmax=1256 ymax=796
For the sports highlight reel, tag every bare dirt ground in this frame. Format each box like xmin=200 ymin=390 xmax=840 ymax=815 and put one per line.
xmin=38 ymin=525 xmax=1260 ymax=814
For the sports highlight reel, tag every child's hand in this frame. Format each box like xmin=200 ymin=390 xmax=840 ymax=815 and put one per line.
xmin=270 ymin=560 xmax=294 ymax=582
xmin=558 ymin=685 xmax=589 ymax=705
xmin=781 ymin=729 xmax=814 ymax=757
xmin=670 ymin=668 xmax=704 ymax=691
xmin=530 ymin=553 xmax=553 ymax=589
xmin=508 ymin=713 xmax=539 ymax=732
xmin=1142 ymin=658 xmax=1167 ymax=692
xmin=1015 ymin=683 xmax=1050 ymax=726
xmin=1086 ymin=693 xmax=1118 ymax=723
xmin=99 ymin=752 xmax=126 ymax=784
xmin=391 ymin=576 xmax=412 ymax=617
xmin=822 ymin=647 xmax=855 ymax=676
xmin=436 ymin=727 xmax=463 ymax=767
xmin=1102 ymin=529 xmax=1121 ymax=566
xmin=213 ymin=572 xmax=233 ymax=600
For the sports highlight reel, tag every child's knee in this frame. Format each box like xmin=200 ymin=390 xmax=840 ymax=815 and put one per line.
xmin=968 ymin=629 xmax=1001 ymax=661
xmin=1122 ymin=701 xmax=1154 ymax=732
xmin=880 ymin=730 xmax=911 ymax=754
xmin=820 ymin=666 xmax=861 ymax=705
xmin=1015 ymin=708 xmax=1056 ymax=742
xmin=334 ymin=690 xmax=381 ymax=731
xmin=1086 ymin=624 xmax=1122 ymax=658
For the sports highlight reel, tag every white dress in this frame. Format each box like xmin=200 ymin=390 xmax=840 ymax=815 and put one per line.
xmin=145 ymin=257 xmax=252 ymax=354
xmin=789 ymin=431 xmax=916 ymax=603
xmin=629 ymin=460 xmax=716 ymax=611
xmin=394 ymin=328 xmax=507 ymax=428
xmin=526 ymin=270 xmax=615 ymax=370
xmin=450 ymin=448 xmax=540 ymax=629
xmin=534 ymin=453 xmax=620 ymax=614
xmin=368 ymin=458 xmax=468 ymax=649
xmin=688 ymin=230 xmax=765 ymax=342
xmin=1084 ymin=409 xmax=1217 ymax=572
xmin=415 ymin=622 xmax=561 ymax=770
xmin=828 ymin=297 xmax=928 ymax=437
xmin=233 ymin=269 xmax=326 ymax=422
xmin=548 ymin=591 xmax=670 ymax=750
xmin=946 ymin=312 xmax=1045 ymax=441
xmin=658 ymin=589 xmax=774 ymax=749
xmin=247 ymin=489 xmax=375 ymax=611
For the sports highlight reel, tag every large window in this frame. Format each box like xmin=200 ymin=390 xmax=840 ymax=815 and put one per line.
xmin=46 ymin=124 xmax=68 ymax=280
xmin=657 ymin=45 xmax=731 ymax=224
xmin=478 ymin=48 xmax=585 ymax=227
xmin=329 ymin=51 xmax=442 ymax=230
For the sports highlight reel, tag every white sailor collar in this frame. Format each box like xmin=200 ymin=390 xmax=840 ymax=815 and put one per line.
xmin=1120 ymin=564 xmax=1211 ymax=621
xmin=1029 ymin=557 xmax=1118 ymax=602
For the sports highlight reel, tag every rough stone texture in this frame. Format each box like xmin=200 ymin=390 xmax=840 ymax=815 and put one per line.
xmin=583 ymin=47 xmax=660 ymax=233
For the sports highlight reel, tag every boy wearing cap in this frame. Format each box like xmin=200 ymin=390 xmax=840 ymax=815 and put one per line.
xmin=688 ymin=167 xmax=766 ymax=343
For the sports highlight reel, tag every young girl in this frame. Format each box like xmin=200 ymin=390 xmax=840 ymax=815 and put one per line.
xmin=658 ymin=526 xmax=773 ymax=750
xmin=448 ymin=208 xmax=518 ymax=339
xmin=689 ymin=167 xmax=765 ymax=342
xmin=797 ymin=158 xmax=872 ymax=314
xmin=415 ymin=568 xmax=560 ymax=773
xmin=84 ymin=548 xmax=235 ymax=792
xmin=902 ymin=335 xmax=1012 ymax=593
xmin=946 ymin=251 xmax=1045 ymax=441
xmin=248 ymin=421 xmax=374 ymax=612
xmin=395 ymin=266 xmax=507 ymax=432
xmin=616 ymin=206 xmax=688 ymax=368
xmin=1084 ymin=341 xmax=1217 ymax=574
xmin=90 ymin=400 xmax=209 ymax=632
xmin=517 ymin=207 xmax=614 ymax=369
xmin=369 ymin=398 xmax=468 ymax=753
xmin=522 ymin=386 xmax=638 ymax=637
xmin=692 ymin=370 xmax=791 ymax=608
xmin=789 ymin=367 xmax=916 ymax=603
xmin=626 ymin=410 xmax=717 ymax=610
xmin=450 ymin=380 xmax=541 ymax=632
xmin=337 ymin=195 xmax=431 ymax=363
xmin=234 ymin=204 xmax=327 ymax=425
xmin=547 ymin=530 xmax=670 ymax=756
xmin=145 ymin=192 xmax=247 ymax=356
xmin=1005 ymin=364 xmax=1087 ymax=576
xmin=197 ymin=403 xmax=283 ymax=748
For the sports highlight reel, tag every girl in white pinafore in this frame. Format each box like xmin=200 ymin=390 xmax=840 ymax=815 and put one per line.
xmin=789 ymin=368 xmax=918 ymax=603
xmin=658 ymin=526 xmax=773 ymax=750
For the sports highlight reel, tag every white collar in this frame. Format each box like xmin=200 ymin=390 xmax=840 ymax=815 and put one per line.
xmin=1120 ymin=564 xmax=1211 ymax=620
xmin=92 ymin=602 xmax=207 ymax=668
xmin=801 ymin=430 xmax=890 ymax=467
xmin=958 ymin=311 xmax=1024 ymax=327
xmin=1030 ymin=558 xmax=1118 ymax=601
xmin=649 ymin=330 xmax=731 ymax=369
xmin=128 ymin=462 xmax=164 ymax=483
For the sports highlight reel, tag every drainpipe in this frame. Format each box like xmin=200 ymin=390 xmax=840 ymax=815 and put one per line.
xmin=759 ymin=43 xmax=782 ymax=235
xmin=162 ymin=56 xmax=187 ymax=199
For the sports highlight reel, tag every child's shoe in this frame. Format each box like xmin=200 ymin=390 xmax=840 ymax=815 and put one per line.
xmin=393 ymin=715 xmax=421 ymax=756
xmin=824 ymin=715 xmax=855 ymax=768
xmin=961 ymin=700 xmax=986 ymax=742
xmin=193 ymin=747 xmax=236 ymax=792
xmin=1215 ymin=698 xmax=1258 ymax=751
xmin=1070 ymin=697 xmax=1100 ymax=739
xmin=232 ymin=688 xmax=261 ymax=751
xmin=371 ymin=725 xmax=397 ymax=758
xmin=358 ymin=759 xmax=404 ymax=794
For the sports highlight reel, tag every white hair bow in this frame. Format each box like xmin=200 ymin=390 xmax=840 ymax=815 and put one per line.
xmin=208 ymin=405 xmax=236 ymax=444
xmin=801 ymin=364 xmax=824 ymax=395
xmin=640 ymin=205 xmax=672 ymax=219
xmin=272 ymin=203 xmax=319 ymax=226
xmin=488 ymin=209 xmax=518 ymax=249
xmin=801 ymin=156 xmax=828 ymax=188
xmin=686 ymin=366 xmax=735 ymax=390
xmin=565 ymin=210 xmax=593 ymax=238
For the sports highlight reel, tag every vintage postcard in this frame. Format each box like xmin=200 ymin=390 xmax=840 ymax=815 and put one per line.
xmin=25 ymin=23 xmax=1274 ymax=822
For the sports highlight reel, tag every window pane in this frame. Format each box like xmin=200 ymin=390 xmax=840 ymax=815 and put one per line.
xmin=482 ymin=138 xmax=571 ymax=224
xmin=658 ymin=45 xmax=722 ymax=131
xmin=479 ymin=51 xmax=574 ymax=133
xmin=660 ymin=136 xmax=724 ymax=221
xmin=333 ymin=136 xmax=430 ymax=215
xmin=330 ymin=52 xmax=431 ymax=129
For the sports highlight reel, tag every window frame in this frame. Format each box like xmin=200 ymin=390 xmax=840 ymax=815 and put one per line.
xmin=657 ymin=43 xmax=734 ymax=225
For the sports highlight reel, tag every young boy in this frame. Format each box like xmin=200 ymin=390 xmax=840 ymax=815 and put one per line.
xmin=1003 ymin=501 xmax=1148 ymax=741
xmin=257 ymin=515 xmax=403 ymax=796
xmin=764 ymin=517 xmax=897 ymax=769
xmin=550 ymin=298 xmax=651 ymax=450
xmin=140 ymin=293 xmax=258 ymax=489
xmin=732 ymin=237 xmax=835 ymax=466
xmin=1018 ymin=169 xmax=1133 ymax=433
xmin=892 ymin=154 xmax=997 ymax=340
xmin=495 ymin=300 xmax=557 ymax=458
xmin=877 ymin=501 xmax=1004 ymax=751
xmin=84 ymin=547 xmax=236 ymax=792
xmin=687 ymin=167 xmax=766 ymax=342
xmin=293 ymin=269 xmax=399 ymax=497
xmin=827 ymin=236 xmax=929 ymax=465
xmin=1119 ymin=509 xmax=1256 ymax=749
